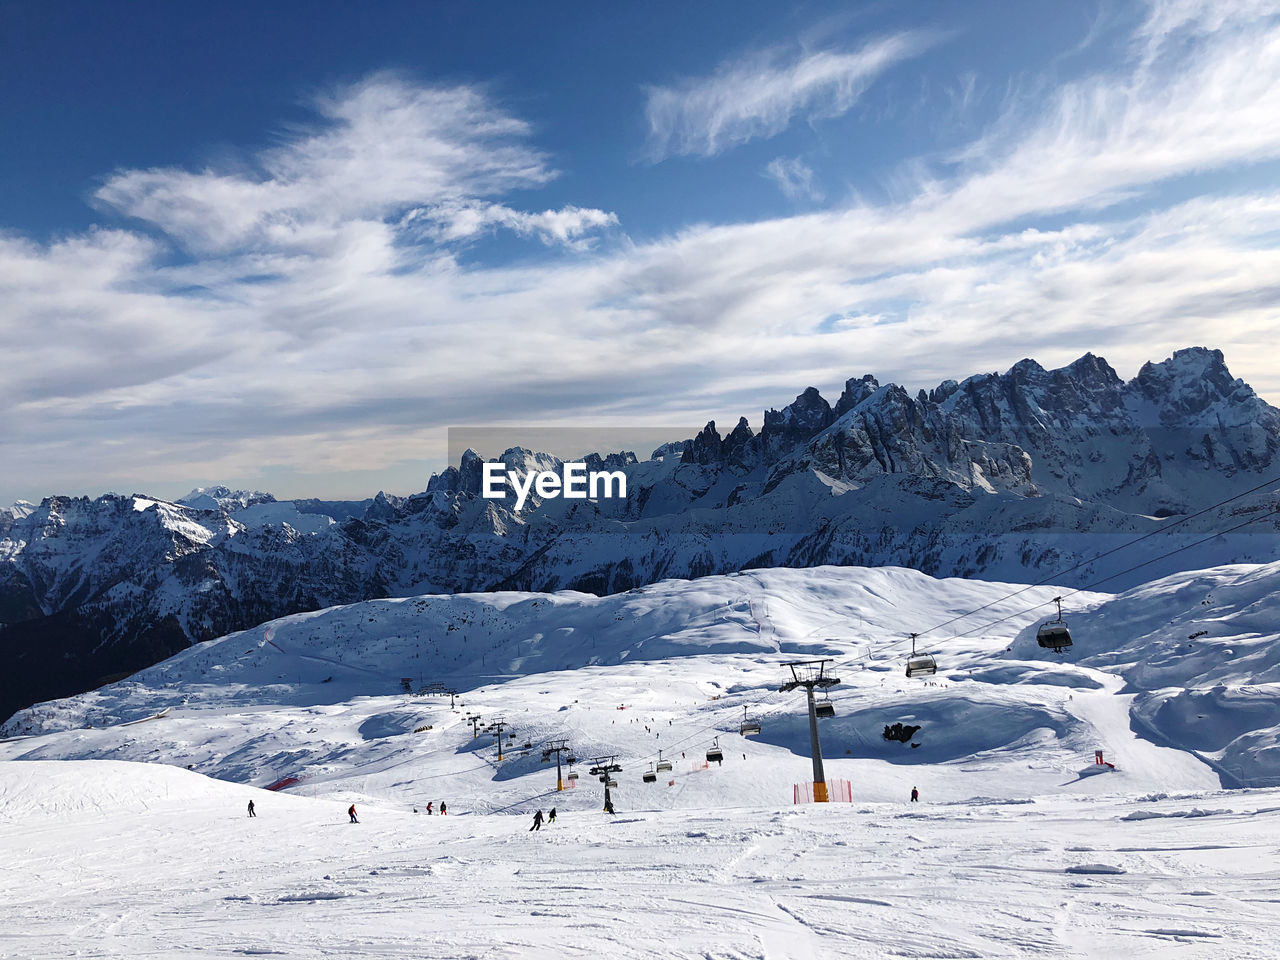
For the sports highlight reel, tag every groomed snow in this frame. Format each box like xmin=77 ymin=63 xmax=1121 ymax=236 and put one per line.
xmin=4 ymin=563 xmax=1280 ymax=956
xmin=2 ymin=760 xmax=1278 ymax=958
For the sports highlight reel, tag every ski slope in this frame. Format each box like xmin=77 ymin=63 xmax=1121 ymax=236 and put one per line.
xmin=3 ymin=563 xmax=1280 ymax=956
xmin=2 ymin=759 xmax=1278 ymax=959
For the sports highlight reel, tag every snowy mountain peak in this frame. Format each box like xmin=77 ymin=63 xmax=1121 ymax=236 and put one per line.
xmin=6 ymin=500 xmax=35 ymax=520
xmin=3 ymin=346 xmax=1277 ymax=723
xmin=1130 ymin=346 xmax=1266 ymax=425
xmin=835 ymin=374 xmax=881 ymax=416
xmin=178 ymin=486 xmax=275 ymax=513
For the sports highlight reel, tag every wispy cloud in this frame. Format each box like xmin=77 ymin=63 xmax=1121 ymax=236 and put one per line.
xmin=643 ymin=33 xmax=931 ymax=160
xmin=763 ymin=157 xmax=823 ymax=201
xmin=95 ymin=73 xmax=615 ymax=253
xmin=3 ymin=3 xmax=1280 ymax=504
xmin=413 ymin=202 xmax=619 ymax=248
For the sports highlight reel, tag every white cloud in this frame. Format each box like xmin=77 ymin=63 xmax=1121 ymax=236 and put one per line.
xmin=94 ymin=73 xmax=613 ymax=254
xmin=4 ymin=8 xmax=1280 ymax=504
xmin=418 ymin=202 xmax=619 ymax=248
xmin=644 ymin=33 xmax=930 ymax=160
xmin=1135 ymin=0 xmax=1278 ymax=60
xmin=763 ymin=157 xmax=823 ymax=201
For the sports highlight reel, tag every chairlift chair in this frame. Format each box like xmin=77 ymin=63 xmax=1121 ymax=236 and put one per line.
xmin=739 ymin=706 xmax=762 ymax=737
xmin=642 ymin=764 xmax=657 ymax=784
xmin=567 ymin=770 xmax=579 ymax=782
xmin=655 ymin=751 xmax=673 ymax=774
xmin=814 ymin=693 xmax=836 ymax=719
xmin=905 ymin=633 xmax=938 ymax=678
xmin=706 ymin=738 xmax=724 ymax=764
xmin=1036 ymin=597 xmax=1074 ymax=653
xmin=606 ymin=779 xmax=618 ymax=788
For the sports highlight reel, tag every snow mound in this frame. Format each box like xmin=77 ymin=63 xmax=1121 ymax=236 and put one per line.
xmin=0 ymin=760 xmax=303 ymax=823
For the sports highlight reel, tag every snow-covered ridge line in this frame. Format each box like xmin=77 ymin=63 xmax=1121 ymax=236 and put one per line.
xmin=5 ymin=562 xmax=1279 ymax=792
xmin=1 ymin=346 xmax=1277 ymax=724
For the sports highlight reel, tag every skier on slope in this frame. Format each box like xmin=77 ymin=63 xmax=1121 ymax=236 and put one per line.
xmin=548 ymin=807 xmax=557 ymax=823
xmin=426 ymin=801 xmax=433 ymax=815
xmin=910 ymin=786 xmax=919 ymax=803
xmin=247 ymin=800 xmax=256 ymax=818
xmin=604 ymin=797 xmax=615 ymax=815
xmin=530 ymin=809 xmax=544 ymax=831
xmin=348 ymin=804 xmax=359 ymax=823
xmin=439 ymin=801 xmax=447 ymax=815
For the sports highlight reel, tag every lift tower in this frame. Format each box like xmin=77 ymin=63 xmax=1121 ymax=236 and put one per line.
xmin=780 ymin=659 xmax=840 ymax=802
xmin=490 ymin=718 xmax=508 ymax=761
xmin=541 ymin=739 xmax=573 ymax=791
xmin=586 ymin=756 xmax=622 ymax=812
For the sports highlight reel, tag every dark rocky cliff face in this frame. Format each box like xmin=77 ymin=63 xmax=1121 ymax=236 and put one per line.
xmin=2 ymin=347 xmax=1277 ymax=722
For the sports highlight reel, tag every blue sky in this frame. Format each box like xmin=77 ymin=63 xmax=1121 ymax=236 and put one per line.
xmin=3 ymin=0 xmax=1279 ymax=504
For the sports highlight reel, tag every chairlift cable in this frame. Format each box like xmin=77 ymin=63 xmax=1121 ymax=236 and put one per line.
xmin=626 ymin=490 xmax=1280 ymax=768
xmin=907 ymin=473 xmax=1280 ymax=642
xmin=844 ymin=505 xmax=1277 ymax=666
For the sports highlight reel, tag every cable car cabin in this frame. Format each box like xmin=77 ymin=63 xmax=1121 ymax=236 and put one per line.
xmin=814 ymin=701 xmax=835 ymax=719
xmin=905 ymin=655 xmax=937 ymax=678
xmin=706 ymin=746 xmax=724 ymax=764
xmin=643 ymin=769 xmax=657 ymax=783
xmin=1037 ymin=620 xmax=1073 ymax=652
xmin=656 ymin=758 xmax=673 ymax=773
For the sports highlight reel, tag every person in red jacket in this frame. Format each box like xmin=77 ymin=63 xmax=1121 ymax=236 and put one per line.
xmin=348 ymin=804 xmax=359 ymax=823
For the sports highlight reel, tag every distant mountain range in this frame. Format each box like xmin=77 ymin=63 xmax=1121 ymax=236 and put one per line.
xmin=3 ymin=346 xmax=1278 ymax=721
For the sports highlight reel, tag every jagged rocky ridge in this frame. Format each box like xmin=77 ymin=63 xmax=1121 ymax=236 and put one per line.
xmin=2 ymin=347 xmax=1278 ymax=721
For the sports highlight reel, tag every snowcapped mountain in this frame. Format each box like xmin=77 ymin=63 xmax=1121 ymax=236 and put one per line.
xmin=1 ymin=347 xmax=1277 ymax=722
xmin=5 ymin=562 xmax=1277 ymax=793
xmin=4 ymin=561 xmax=1278 ymax=957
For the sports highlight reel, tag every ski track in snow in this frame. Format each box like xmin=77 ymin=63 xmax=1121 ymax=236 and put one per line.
xmin=4 ymin=563 xmax=1280 ymax=956
xmin=2 ymin=766 xmax=1279 ymax=959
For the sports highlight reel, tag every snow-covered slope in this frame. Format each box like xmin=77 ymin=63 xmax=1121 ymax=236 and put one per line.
xmin=6 ymin=563 xmax=1280 ymax=956
xmin=2 ymin=347 xmax=1277 ymax=723
xmin=4 ymin=758 xmax=1277 ymax=959
xmin=3 ymin=756 xmax=1278 ymax=959
xmin=6 ymin=562 xmax=1279 ymax=808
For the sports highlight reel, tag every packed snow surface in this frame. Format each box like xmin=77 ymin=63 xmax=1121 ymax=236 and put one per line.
xmin=2 ymin=760 xmax=1278 ymax=958
xmin=4 ymin=563 xmax=1280 ymax=956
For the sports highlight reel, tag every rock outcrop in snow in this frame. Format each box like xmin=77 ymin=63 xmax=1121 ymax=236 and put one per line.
xmin=1 ymin=347 xmax=1277 ymax=722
